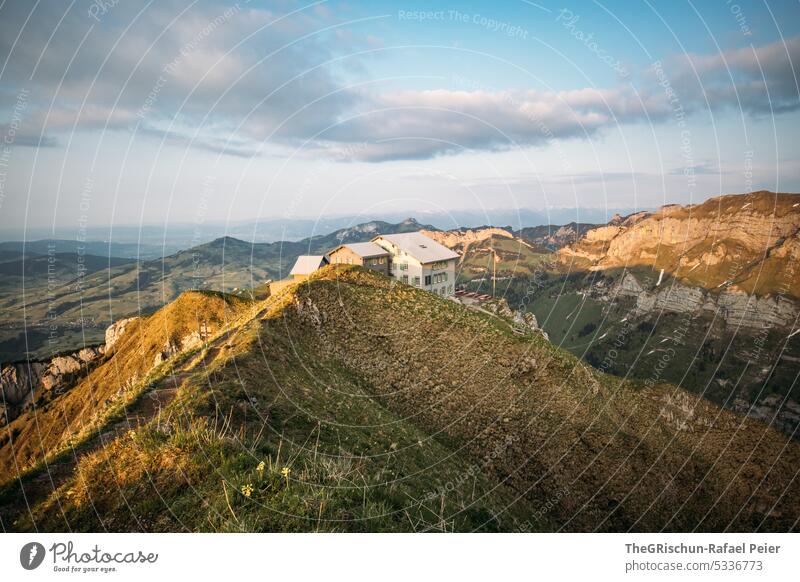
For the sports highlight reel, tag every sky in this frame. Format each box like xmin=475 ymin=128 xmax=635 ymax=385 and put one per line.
xmin=0 ymin=0 xmax=799 ymax=237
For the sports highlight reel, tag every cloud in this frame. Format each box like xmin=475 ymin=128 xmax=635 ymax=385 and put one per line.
xmin=654 ymin=36 xmax=800 ymax=115
xmin=307 ymin=86 xmax=662 ymax=161
xmin=0 ymin=1 xmax=797 ymax=162
xmin=667 ymin=161 xmax=724 ymax=176
xmin=0 ymin=0 xmax=365 ymax=150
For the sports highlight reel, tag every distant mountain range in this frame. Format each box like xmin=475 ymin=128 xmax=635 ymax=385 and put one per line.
xmin=0 ymin=239 xmax=174 ymax=261
xmin=1 ymin=207 xmax=637 ymax=249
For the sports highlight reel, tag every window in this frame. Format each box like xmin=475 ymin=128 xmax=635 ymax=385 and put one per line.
xmin=402 ymin=275 xmax=409 ymax=284
xmin=424 ymin=275 xmax=431 ymax=286
xmin=413 ymin=276 xmax=420 ymax=286
xmin=398 ymin=263 xmax=408 ymax=271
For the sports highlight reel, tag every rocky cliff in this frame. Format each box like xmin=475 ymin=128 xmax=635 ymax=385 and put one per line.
xmin=558 ymin=191 xmax=800 ymax=298
xmin=604 ymin=272 xmax=799 ymax=329
xmin=518 ymin=222 xmax=597 ymax=249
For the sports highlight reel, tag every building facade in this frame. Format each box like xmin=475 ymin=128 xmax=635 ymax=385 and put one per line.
xmin=372 ymin=232 xmax=459 ymax=297
xmin=327 ymin=242 xmax=390 ymax=276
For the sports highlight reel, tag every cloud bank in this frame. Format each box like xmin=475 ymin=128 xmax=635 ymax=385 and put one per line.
xmin=1 ymin=1 xmax=798 ymax=162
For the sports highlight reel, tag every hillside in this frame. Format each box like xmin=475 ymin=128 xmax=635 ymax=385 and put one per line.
xmin=0 ymin=252 xmax=133 ymax=278
xmin=0 ymin=239 xmax=170 ymax=261
xmin=2 ymin=266 xmax=798 ymax=532
xmin=557 ymin=191 xmax=800 ymax=297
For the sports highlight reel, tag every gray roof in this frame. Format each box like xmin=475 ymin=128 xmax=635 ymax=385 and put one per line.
xmin=289 ymin=255 xmax=327 ymax=276
xmin=372 ymin=231 xmax=459 ymax=263
xmin=330 ymin=241 xmax=390 ymax=258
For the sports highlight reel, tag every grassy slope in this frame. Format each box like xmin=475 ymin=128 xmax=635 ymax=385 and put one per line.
xmin=0 ymin=291 xmax=251 ymax=479
xmin=2 ymin=267 xmax=799 ymax=532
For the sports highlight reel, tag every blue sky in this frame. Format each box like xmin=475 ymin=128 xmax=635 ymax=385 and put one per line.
xmin=1 ymin=0 xmax=799 ymax=235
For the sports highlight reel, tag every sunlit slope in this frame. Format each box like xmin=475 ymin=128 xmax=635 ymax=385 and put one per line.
xmin=0 ymin=291 xmax=249 ymax=480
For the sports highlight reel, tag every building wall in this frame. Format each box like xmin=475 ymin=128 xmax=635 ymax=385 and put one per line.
xmin=422 ymin=260 xmax=456 ymax=297
xmin=374 ymin=238 xmax=456 ymax=297
xmin=328 ymin=247 xmax=390 ymax=276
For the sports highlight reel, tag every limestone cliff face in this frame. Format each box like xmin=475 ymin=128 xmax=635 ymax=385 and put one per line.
xmin=603 ymin=272 xmax=798 ymax=329
xmin=558 ymin=191 xmax=800 ymax=297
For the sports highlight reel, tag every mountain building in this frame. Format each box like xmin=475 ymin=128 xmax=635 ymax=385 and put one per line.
xmin=372 ymin=231 xmax=459 ymax=297
xmin=272 ymin=231 xmax=459 ymax=297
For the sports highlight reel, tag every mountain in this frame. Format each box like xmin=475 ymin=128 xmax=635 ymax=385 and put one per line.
xmin=1 ymin=265 xmax=798 ymax=532
xmin=0 ymin=253 xmax=133 ymax=278
xmin=506 ymin=191 xmax=800 ymax=437
xmin=0 ymin=239 xmax=172 ymax=260
xmin=421 ymin=227 xmax=551 ymax=284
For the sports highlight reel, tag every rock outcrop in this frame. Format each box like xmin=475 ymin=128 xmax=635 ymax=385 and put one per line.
xmin=421 ymin=227 xmax=514 ymax=250
xmin=1 ymin=362 xmax=45 ymax=407
xmin=475 ymin=297 xmax=549 ymax=340
xmin=733 ymin=395 xmax=800 ymax=436
xmin=517 ymin=222 xmax=598 ymax=249
xmin=105 ymin=317 xmax=138 ymax=352
xmin=153 ymin=330 xmax=206 ymax=366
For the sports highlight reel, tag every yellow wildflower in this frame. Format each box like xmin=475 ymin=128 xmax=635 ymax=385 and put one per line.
xmin=241 ymin=483 xmax=253 ymax=498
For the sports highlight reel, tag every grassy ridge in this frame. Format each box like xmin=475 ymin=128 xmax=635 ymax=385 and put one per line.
xmin=3 ymin=266 xmax=799 ymax=532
